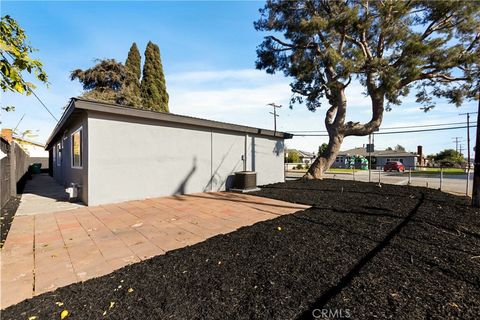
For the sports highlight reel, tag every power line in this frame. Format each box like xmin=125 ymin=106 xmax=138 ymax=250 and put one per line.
xmin=13 ymin=113 xmax=26 ymax=132
xmin=287 ymin=121 xmax=470 ymax=133
xmin=3 ymin=50 xmax=58 ymax=122
xmin=293 ymin=125 xmax=477 ymax=137
xmin=30 ymin=89 xmax=58 ymax=122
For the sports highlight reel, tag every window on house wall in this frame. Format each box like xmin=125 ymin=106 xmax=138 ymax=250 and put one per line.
xmin=56 ymin=143 xmax=62 ymax=166
xmin=71 ymin=127 xmax=82 ymax=168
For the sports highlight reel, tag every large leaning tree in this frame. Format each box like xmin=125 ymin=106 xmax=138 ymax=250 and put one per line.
xmin=255 ymin=0 xmax=479 ymax=179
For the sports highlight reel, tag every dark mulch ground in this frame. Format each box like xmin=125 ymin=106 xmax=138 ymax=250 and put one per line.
xmin=3 ymin=180 xmax=480 ymax=319
xmin=0 ymin=195 xmax=21 ymax=248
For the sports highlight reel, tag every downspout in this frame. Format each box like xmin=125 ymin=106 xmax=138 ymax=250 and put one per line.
xmin=210 ymin=130 xmax=213 ymax=191
xmin=244 ymin=133 xmax=248 ymax=171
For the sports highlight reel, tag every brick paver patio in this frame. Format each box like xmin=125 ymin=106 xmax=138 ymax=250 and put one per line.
xmin=0 ymin=192 xmax=309 ymax=308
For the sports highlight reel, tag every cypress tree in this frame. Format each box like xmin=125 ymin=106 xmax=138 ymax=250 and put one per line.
xmin=125 ymin=42 xmax=141 ymax=81
xmin=123 ymin=42 xmax=142 ymax=107
xmin=140 ymin=41 xmax=169 ymax=112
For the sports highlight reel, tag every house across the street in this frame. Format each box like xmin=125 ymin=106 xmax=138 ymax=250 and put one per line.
xmin=286 ymin=149 xmax=316 ymax=164
xmin=45 ymin=98 xmax=292 ymax=206
xmin=332 ymin=146 xmax=420 ymax=169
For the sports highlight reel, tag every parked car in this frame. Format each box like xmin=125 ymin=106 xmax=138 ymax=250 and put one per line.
xmin=384 ymin=161 xmax=405 ymax=172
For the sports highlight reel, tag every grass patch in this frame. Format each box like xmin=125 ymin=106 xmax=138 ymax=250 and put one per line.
xmin=412 ymin=168 xmax=466 ymax=175
xmin=326 ymin=168 xmax=356 ymax=173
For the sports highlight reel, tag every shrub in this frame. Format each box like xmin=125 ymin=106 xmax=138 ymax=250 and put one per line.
xmin=286 ymin=150 xmax=301 ymax=163
xmin=296 ymin=164 xmax=304 ymax=170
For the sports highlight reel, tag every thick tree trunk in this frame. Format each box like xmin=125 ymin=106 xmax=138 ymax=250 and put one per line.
xmin=304 ymin=133 xmax=344 ymax=179
xmin=302 ymin=76 xmax=384 ymax=180
xmin=303 ymin=83 xmax=347 ymax=180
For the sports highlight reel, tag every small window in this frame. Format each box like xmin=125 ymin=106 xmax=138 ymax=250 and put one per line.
xmin=71 ymin=127 xmax=82 ymax=168
xmin=56 ymin=143 xmax=62 ymax=166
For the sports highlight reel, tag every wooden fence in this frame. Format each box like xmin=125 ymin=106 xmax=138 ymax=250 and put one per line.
xmin=0 ymin=138 xmax=30 ymax=209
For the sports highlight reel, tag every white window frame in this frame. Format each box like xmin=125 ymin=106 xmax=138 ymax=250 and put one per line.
xmin=71 ymin=126 xmax=83 ymax=169
xmin=56 ymin=142 xmax=62 ymax=166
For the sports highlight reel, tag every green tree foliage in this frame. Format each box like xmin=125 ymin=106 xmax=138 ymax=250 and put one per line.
xmin=125 ymin=42 xmax=141 ymax=81
xmin=0 ymin=15 xmax=48 ymax=111
xmin=434 ymin=149 xmax=465 ymax=166
xmin=318 ymin=143 xmax=328 ymax=156
xmin=70 ymin=59 xmax=126 ymax=104
xmin=123 ymin=42 xmax=142 ymax=107
xmin=255 ymin=0 xmax=479 ymax=178
xmin=141 ymin=41 xmax=169 ymax=112
xmin=286 ymin=150 xmax=301 ymax=163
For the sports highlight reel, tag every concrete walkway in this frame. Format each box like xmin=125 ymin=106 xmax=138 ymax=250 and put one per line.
xmin=16 ymin=173 xmax=84 ymax=216
xmin=0 ymin=192 xmax=309 ymax=308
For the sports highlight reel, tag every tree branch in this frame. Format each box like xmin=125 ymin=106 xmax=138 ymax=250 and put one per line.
xmin=268 ymin=36 xmax=315 ymax=50
xmin=400 ymin=72 xmax=471 ymax=87
xmin=325 ymin=105 xmax=337 ymax=134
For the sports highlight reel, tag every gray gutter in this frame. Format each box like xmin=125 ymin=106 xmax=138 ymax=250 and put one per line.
xmin=46 ymin=98 xmax=293 ymax=150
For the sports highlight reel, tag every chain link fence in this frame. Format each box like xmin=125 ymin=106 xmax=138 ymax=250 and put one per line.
xmin=285 ymin=164 xmax=472 ymax=197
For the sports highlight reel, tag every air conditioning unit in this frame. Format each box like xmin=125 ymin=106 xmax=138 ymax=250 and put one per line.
xmin=230 ymin=171 xmax=260 ymax=193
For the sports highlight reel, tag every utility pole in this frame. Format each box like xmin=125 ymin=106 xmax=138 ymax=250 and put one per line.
xmin=267 ymin=103 xmax=282 ymax=133
xmin=460 ymin=112 xmax=478 ymax=171
xmin=452 ymin=136 xmax=462 ymax=153
xmin=368 ymin=134 xmax=372 ymax=182
xmin=472 ymin=88 xmax=480 ymax=207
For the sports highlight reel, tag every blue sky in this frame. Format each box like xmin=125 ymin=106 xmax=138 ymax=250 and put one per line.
xmin=1 ymin=1 xmax=477 ymax=156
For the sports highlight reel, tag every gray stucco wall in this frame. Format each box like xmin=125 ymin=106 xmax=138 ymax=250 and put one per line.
xmin=87 ymin=111 xmax=285 ymax=206
xmin=51 ymin=112 xmax=88 ymax=203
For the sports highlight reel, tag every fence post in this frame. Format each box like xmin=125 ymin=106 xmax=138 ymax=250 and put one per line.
xmin=466 ymin=168 xmax=470 ymax=196
xmin=408 ymin=167 xmax=411 ymax=185
xmin=440 ymin=167 xmax=443 ymax=191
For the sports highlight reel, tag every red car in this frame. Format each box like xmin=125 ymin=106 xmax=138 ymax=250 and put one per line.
xmin=384 ymin=161 xmax=405 ymax=172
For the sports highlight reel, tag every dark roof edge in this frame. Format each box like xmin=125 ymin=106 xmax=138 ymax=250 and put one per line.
xmin=45 ymin=98 xmax=293 ymax=149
